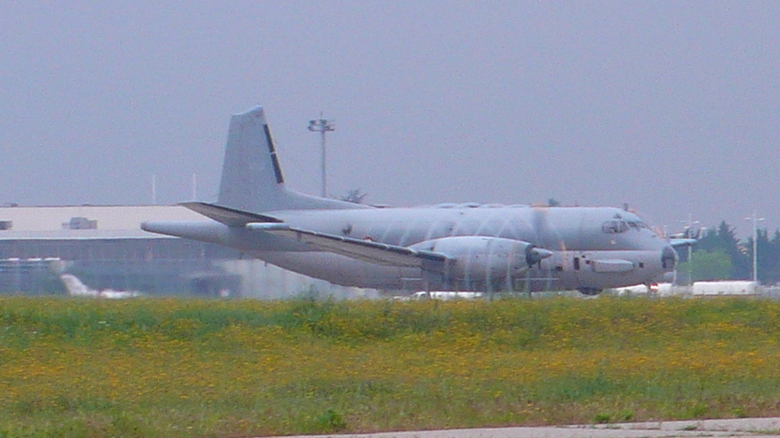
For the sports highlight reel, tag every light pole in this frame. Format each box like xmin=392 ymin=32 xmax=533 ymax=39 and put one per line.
xmin=745 ymin=211 xmax=765 ymax=283
xmin=682 ymin=214 xmax=699 ymax=287
xmin=308 ymin=114 xmax=335 ymax=198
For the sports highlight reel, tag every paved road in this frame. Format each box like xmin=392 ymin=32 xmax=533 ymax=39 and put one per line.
xmin=269 ymin=417 xmax=780 ymax=438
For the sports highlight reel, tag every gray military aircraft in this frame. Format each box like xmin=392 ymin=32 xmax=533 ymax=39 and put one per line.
xmin=142 ymin=106 xmax=684 ymax=295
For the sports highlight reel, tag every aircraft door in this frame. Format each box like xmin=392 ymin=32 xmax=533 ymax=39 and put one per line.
xmin=568 ymin=253 xmax=584 ymax=290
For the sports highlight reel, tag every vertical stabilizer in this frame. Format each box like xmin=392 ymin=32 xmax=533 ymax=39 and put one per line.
xmin=60 ymin=274 xmax=97 ymax=297
xmin=217 ymin=106 xmax=368 ymax=213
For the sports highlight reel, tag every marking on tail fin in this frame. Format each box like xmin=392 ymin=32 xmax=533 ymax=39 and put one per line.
xmin=263 ymin=124 xmax=284 ymax=184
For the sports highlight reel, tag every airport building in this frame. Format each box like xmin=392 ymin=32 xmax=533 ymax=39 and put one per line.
xmin=0 ymin=205 xmax=368 ymax=298
xmin=0 ymin=205 xmax=236 ymax=296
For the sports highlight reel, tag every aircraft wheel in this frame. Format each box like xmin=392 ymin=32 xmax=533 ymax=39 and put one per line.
xmin=576 ymin=287 xmax=602 ymax=296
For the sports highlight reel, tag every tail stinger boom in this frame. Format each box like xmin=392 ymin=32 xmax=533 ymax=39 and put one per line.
xmin=217 ymin=106 xmax=368 ymax=214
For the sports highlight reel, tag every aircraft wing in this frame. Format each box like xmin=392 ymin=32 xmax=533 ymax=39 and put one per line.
xmin=183 ymin=202 xmax=447 ymax=268
xmin=181 ymin=202 xmax=283 ymax=226
xmin=246 ymin=223 xmax=447 ymax=268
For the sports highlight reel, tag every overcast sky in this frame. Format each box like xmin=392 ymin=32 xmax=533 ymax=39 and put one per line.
xmin=1 ymin=1 xmax=778 ymax=238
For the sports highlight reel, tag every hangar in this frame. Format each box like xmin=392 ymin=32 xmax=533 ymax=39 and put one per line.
xmin=0 ymin=204 xmax=373 ymax=299
xmin=0 ymin=204 xmax=241 ymax=296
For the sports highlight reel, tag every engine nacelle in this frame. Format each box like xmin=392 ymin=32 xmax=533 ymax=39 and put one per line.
xmin=410 ymin=236 xmax=551 ymax=281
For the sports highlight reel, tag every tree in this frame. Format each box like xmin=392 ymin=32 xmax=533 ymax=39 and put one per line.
xmin=340 ymin=188 xmax=367 ymax=204
xmin=750 ymin=229 xmax=780 ymax=284
xmin=693 ymin=221 xmax=750 ymax=280
xmin=767 ymin=230 xmax=780 ymax=284
xmin=676 ymin=249 xmax=733 ymax=283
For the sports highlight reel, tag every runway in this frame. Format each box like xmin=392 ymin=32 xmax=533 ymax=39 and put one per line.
xmin=269 ymin=417 xmax=780 ymax=438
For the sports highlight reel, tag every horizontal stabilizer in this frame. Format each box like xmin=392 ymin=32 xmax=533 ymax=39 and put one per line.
xmin=251 ymin=224 xmax=447 ymax=267
xmin=182 ymin=202 xmax=282 ymax=227
xmin=669 ymin=238 xmax=697 ymax=248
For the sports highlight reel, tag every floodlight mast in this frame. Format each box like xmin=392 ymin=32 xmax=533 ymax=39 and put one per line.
xmin=745 ymin=211 xmax=765 ymax=283
xmin=682 ymin=214 xmax=699 ymax=288
xmin=308 ymin=114 xmax=335 ymax=198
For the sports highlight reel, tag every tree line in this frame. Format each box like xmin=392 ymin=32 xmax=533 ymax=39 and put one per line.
xmin=675 ymin=221 xmax=780 ymax=285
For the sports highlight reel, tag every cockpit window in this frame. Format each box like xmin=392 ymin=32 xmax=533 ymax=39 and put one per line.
xmin=626 ymin=220 xmax=649 ymax=230
xmin=602 ymin=220 xmax=629 ymax=234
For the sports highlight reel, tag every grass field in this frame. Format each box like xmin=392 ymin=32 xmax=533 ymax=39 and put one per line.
xmin=2 ymin=296 xmax=780 ymax=437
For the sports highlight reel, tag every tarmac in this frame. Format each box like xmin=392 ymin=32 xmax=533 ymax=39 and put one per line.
xmin=270 ymin=417 xmax=780 ymax=438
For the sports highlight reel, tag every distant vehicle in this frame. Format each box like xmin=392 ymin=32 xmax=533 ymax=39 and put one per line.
xmin=410 ymin=291 xmax=485 ymax=300
xmin=690 ymin=281 xmax=758 ymax=296
xmin=612 ymin=283 xmax=674 ymax=296
xmin=60 ymin=274 xmax=143 ymax=299
xmin=142 ymin=106 xmax=691 ymax=295
xmin=613 ymin=281 xmax=758 ymax=297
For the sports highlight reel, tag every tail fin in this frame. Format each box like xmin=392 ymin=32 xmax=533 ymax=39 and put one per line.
xmin=60 ymin=274 xmax=96 ymax=297
xmin=217 ymin=106 xmax=368 ymax=213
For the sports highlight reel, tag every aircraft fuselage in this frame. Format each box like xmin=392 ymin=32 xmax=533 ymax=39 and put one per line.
xmin=158 ymin=205 xmax=674 ymax=293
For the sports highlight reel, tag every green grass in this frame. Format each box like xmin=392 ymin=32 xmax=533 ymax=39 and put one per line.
xmin=1 ymin=296 xmax=780 ymax=437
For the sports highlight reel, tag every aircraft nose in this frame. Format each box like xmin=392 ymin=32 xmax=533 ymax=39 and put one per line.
xmin=661 ymin=245 xmax=677 ymax=270
xmin=526 ymin=246 xmax=553 ymax=266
